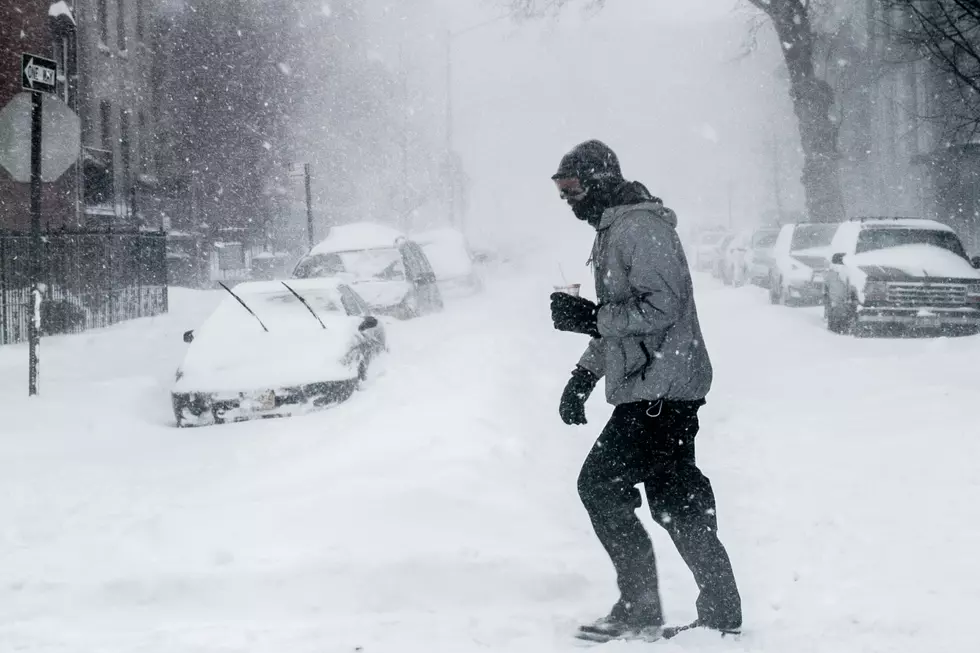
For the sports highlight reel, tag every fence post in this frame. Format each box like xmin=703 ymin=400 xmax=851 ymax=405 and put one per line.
xmin=135 ymin=235 xmax=143 ymax=317
xmin=106 ymin=233 xmax=114 ymax=325
xmin=161 ymin=233 xmax=169 ymax=314
xmin=0 ymin=236 xmax=6 ymax=346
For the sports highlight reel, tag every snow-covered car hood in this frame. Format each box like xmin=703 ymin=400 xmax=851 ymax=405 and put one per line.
xmin=349 ymin=280 xmax=412 ymax=308
xmin=175 ymin=319 xmax=362 ymax=394
xmin=849 ymin=245 xmax=980 ymax=281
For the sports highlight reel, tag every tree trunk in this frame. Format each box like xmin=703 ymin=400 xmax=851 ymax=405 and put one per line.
xmin=755 ymin=1 xmax=846 ymax=224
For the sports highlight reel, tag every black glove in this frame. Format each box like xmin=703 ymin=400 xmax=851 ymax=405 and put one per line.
xmin=559 ymin=366 xmax=599 ymax=425
xmin=550 ymin=292 xmax=600 ymax=338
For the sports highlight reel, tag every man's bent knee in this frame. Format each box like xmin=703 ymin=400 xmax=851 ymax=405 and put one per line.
xmin=578 ymin=472 xmax=643 ymax=516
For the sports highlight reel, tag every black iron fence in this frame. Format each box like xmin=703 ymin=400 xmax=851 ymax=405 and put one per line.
xmin=0 ymin=230 xmax=168 ymax=345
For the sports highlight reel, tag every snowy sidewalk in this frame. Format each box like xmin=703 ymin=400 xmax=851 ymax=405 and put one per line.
xmin=1 ymin=273 xmax=979 ymax=652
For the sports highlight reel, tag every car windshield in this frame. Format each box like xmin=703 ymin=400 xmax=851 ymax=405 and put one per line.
xmin=753 ymin=231 xmax=778 ymax=248
xmin=258 ymin=289 xmax=344 ymax=315
xmin=790 ymin=225 xmax=837 ymax=251
xmin=339 ymin=248 xmax=405 ymax=280
xmin=700 ymin=232 xmax=725 ymax=245
xmin=855 ymin=227 xmax=967 ymax=258
xmin=293 ymin=248 xmax=405 ymax=281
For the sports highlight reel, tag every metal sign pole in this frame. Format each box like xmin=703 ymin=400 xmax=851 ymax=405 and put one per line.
xmin=28 ymin=89 xmax=42 ymax=396
xmin=20 ymin=53 xmax=58 ymax=397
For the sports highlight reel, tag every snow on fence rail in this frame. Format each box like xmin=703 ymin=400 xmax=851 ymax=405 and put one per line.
xmin=0 ymin=230 xmax=168 ymax=345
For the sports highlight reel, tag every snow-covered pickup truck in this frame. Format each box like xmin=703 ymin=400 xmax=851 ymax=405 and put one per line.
xmin=823 ymin=217 xmax=980 ymax=335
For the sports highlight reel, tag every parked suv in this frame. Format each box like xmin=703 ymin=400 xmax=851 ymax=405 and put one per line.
xmin=823 ymin=217 xmax=980 ymax=334
xmin=769 ymin=222 xmax=840 ymax=305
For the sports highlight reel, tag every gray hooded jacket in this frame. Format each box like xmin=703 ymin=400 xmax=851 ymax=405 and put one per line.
xmin=577 ymin=201 xmax=712 ymax=404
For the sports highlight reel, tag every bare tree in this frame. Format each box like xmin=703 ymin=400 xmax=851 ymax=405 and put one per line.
xmin=885 ymin=0 xmax=980 ymax=141
xmin=738 ymin=1 xmax=845 ymax=222
xmin=504 ymin=0 xmax=846 ymax=223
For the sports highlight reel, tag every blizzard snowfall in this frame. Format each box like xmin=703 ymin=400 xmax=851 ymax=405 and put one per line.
xmin=2 ymin=266 xmax=979 ymax=652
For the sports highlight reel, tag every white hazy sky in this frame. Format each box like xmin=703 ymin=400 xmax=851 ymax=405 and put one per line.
xmin=381 ymin=0 xmax=802 ymax=260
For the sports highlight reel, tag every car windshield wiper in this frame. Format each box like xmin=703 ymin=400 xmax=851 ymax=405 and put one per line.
xmin=280 ymin=282 xmax=327 ymax=330
xmin=218 ymin=282 xmax=269 ymax=332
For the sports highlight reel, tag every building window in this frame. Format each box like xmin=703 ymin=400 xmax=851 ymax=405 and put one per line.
xmin=117 ymin=0 xmax=127 ymax=51
xmin=52 ymin=31 xmax=76 ymax=107
xmin=137 ymin=0 xmax=145 ymax=42
xmin=82 ymin=147 xmax=115 ymax=213
xmin=100 ymin=100 xmax=112 ymax=148
xmin=98 ymin=0 xmax=108 ymax=44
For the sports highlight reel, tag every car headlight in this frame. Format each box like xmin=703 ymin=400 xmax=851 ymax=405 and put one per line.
xmin=864 ymin=280 xmax=889 ymax=303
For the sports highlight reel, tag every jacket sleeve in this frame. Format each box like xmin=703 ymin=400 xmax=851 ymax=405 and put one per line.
xmin=595 ymin=211 xmax=683 ymax=340
xmin=576 ymin=337 xmax=605 ymax=379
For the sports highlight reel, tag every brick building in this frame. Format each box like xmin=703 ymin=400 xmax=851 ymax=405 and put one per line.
xmin=0 ymin=1 xmax=79 ymax=232
xmin=0 ymin=0 xmax=158 ymax=233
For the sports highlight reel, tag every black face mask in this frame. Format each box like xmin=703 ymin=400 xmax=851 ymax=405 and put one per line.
xmin=569 ymin=178 xmax=618 ymax=228
xmin=569 ymin=193 xmax=605 ymax=227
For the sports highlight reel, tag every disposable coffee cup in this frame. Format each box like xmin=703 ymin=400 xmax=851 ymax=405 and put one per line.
xmin=554 ymin=283 xmax=581 ymax=297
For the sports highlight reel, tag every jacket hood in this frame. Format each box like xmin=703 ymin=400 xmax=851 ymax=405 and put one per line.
xmin=598 ymin=200 xmax=677 ymax=232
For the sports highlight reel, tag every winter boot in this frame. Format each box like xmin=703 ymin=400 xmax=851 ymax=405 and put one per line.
xmin=576 ymin=598 xmax=663 ymax=643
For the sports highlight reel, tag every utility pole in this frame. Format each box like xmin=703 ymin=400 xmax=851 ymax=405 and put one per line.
xmin=445 ymin=29 xmax=456 ymax=229
xmin=401 ymin=43 xmax=411 ymax=233
xmin=727 ymin=179 xmax=734 ymax=229
xmin=771 ymin=129 xmax=785 ymax=222
xmin=443 ymin=15 xmax=511 ymax=231
xmin=304 ymin=163 xmax=314 ymax=249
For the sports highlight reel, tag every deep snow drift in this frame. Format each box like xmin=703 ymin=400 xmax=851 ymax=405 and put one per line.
xmin=1 ymin=268 xmax=979 ymax=652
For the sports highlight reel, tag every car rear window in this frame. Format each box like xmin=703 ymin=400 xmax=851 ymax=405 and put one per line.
xmin=790 ymin=224 xmax=837 ymax=251
xmin=855 ymin=227 xmax=967 ymax=257
xmin=752 ymin=231 xmax=778 ymax=248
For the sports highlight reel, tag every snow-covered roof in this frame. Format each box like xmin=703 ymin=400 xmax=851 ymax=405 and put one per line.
xmin=48 ymin=1 xmax=76 ymax=24
xmin=310 ymin=222 xmax=405 ymax=255
xmin=854 ymin=218 xmax=954 ymax=232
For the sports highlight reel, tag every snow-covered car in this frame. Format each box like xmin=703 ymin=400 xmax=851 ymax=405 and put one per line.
xmin=823 ymin=217 xmax=980 ymax=334
xmin=711 ymin=232 xmax=737 ymax=281
xmin=719 ymin=229 xmax=756 ymax=286
xmin=413 ymin=227 xmax=483 ymax=297
xmin=769 ymin=222 xmax=840 ymax=305
xmin=291 ymin=222 xmax=443 ymax=320
xmin=693 ymin=228 xmax=730 ymax=272
xmin=746 ymin=226 xmax=781 ymax=287
xmin=171 ymin=278 xmax=386 ymax=427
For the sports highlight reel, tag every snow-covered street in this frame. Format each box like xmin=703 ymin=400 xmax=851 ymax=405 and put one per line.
xmin=2 ymin=268 xmax=979 ymax=653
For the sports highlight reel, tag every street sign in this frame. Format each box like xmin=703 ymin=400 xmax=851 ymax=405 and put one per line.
xmin=0 ymin=92 xmax=80 ymax=182
xmin=21 ymin=54 xmax=57 ymax=94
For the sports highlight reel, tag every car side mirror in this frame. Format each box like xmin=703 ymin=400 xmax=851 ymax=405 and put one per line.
xmin=831 ymin=253 xmax=846 ymax=265
xmin=358 ymin=316 xmax=379 ymax=331
xmin=972 ymin=256 xmax=980 ymax=269
xmin=183 ymin=330 xmax=195 ymax=343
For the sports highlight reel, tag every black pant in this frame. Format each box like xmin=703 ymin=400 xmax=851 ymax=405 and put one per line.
xmin=577 ymin=400 xmax=742 ymax=629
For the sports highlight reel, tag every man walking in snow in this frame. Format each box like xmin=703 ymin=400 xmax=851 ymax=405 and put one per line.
xmin=549 ymin=140 xmax=742 ymax=642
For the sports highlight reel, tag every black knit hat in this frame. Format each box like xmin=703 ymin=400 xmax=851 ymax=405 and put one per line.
xmin=551 ymin=140 xmax=623 ymax=182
